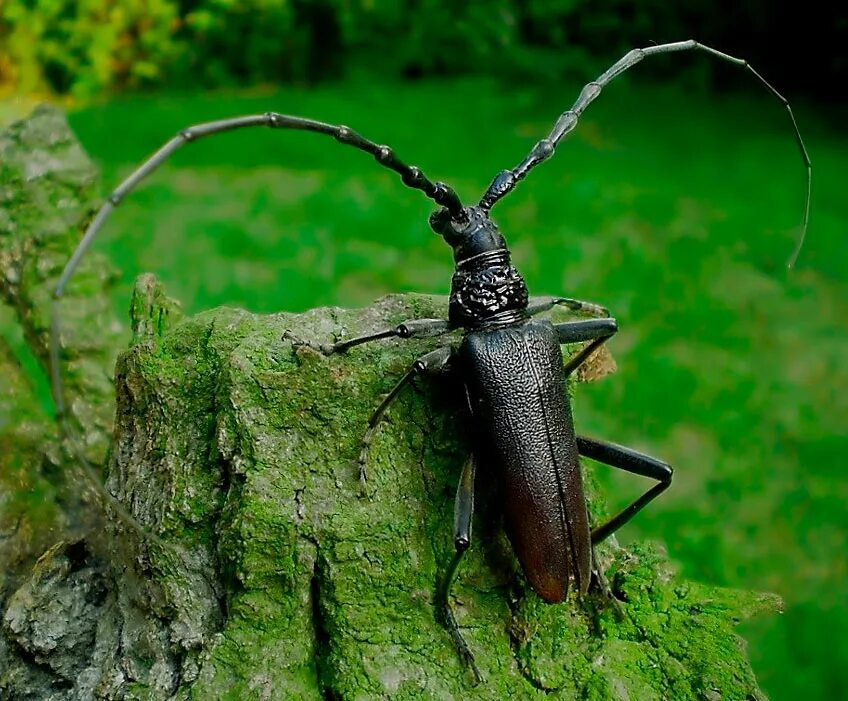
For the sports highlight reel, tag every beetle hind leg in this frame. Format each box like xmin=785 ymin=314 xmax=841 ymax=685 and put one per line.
xmin=438 ymin=454 xmax=483 ymax=684
xmin=575 ymin=436 xmax=673 ymax=544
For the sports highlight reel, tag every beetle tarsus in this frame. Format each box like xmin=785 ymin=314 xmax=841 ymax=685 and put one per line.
xmin=357 ymin=447 xmax=371 ymax=499
xmin=439 ymin=589 xmax=483 ymax=685
xmin=282 ymin=330 xmax=334 ymax=355
xmin=523 ymin=295 xmax=610 ymax=320
xmin=588 ymin=565 xmax=625 ymax=623
xmin=553 ymin=297 xmax=610 ymax=318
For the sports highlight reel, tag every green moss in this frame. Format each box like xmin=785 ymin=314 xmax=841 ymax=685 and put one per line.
xmin=105 ymin=286 xmax=779 ymax=699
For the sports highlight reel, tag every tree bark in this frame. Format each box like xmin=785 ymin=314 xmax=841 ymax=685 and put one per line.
xmin=0 ymin=106 xmax=779 ymax=700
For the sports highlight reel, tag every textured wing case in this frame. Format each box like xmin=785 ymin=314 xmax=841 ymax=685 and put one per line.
xmin=460 ymin=319 xmax=591 ymax=601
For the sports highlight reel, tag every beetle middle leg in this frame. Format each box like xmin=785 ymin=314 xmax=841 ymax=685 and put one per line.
xmin=357 ymin=345 xmax=452 ymax=495
xmin=550 ymin=318 xmax=673 ymax=539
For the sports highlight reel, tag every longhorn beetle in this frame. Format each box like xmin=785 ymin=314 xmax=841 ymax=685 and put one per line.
xmin=50 ymin=41 xmax=811 ymax=682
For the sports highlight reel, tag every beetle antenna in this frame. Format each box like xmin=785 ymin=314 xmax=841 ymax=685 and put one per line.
xmin=478 ymin=40 xmax=811 ymax=267
xmin=53 ymin=113 xmax=462 ymax=310
xmin=50 ymin=113 xmax=466 ymax=462
xmin=49 ymin=113 xmax=468 ymax=541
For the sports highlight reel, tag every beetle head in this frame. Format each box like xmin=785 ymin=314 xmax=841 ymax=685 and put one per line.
xmin=429 ymin=206 xmax=508 ymax=262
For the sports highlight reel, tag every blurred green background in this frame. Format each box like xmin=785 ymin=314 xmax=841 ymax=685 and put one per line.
xmin=1 ymin=2 xmax=846 ymax=699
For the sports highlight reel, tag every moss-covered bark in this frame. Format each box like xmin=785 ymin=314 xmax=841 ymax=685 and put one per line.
xmin=0 ymin=106 xmax=779 ymax=700
xmin=0 ymin=104 xmax=122 ymax=464
xmin=0 ymin=330 xmax=64 ymax=602
xmin=0 ymin=104 xmax=126 ymax=607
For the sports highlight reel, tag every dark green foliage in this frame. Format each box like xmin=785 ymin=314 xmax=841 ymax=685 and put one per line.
xmin=0 ymin=0 xmax=181 ymax=96
xmin=2 ymin=1 xmax=845 ymax=97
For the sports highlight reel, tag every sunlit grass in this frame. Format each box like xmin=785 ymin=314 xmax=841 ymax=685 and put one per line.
xmin=4 ymin=76 xmax=846 ymax=699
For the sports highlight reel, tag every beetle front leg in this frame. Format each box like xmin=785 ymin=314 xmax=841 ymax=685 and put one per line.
xmin=553 ymin=317 xmax=618 ymax=376
xmin=287 ymin=317 xmax=453 ymax=354
xmin=358 ymin=345 xmax=452 ymax=496
xmin=438 ymin=454 xmax=483 ymax=684
xmin=526 ymin=295 xmax=610 ymax=318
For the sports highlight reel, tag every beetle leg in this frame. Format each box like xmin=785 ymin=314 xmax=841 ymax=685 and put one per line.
xmin=322 ymin=318 xmax=454 ymax=354
xmin=552 ymin=318 xmax=618 ymax=377
xmin=583 ymin=560 xmax=625 ymax=631
xmin=575 ymin=436 xmax=673 ymax=544
xmin=526 ymin=295 xmax=609 ymax=318
xmin=358 ymin=345 xmax=452 ymax=496
xmin=438 ymin=454 xmax=483 ymax=684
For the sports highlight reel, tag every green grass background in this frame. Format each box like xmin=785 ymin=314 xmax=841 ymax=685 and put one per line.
xmin=4 ymin=76 xmax=846 ymax=699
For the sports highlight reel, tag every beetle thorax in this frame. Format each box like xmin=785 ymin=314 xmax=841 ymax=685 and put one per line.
xmin=449 ymin=249 xmax=529 ymax=327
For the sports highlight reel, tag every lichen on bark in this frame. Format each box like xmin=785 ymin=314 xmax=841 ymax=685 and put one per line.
xmin=0 ymin=105 xmax=780 ymax=700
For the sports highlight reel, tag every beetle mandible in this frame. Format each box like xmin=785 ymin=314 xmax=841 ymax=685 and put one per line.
xmin=50 ymin=40 xmax=811 ymax=682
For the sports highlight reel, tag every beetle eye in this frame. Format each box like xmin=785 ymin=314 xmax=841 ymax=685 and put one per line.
xmin=428 ymin=208 xmax=452 ymax=235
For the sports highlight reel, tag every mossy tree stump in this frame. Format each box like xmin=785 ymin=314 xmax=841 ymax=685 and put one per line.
xmin=0 ymin=106 xmax=778 ymax=700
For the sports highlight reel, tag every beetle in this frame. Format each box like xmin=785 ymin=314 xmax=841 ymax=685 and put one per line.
xmin=50 ymin=40 xmax=811 ymax=682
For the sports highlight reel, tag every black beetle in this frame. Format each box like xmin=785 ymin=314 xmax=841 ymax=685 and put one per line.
xmin=50 ymin=40 xmax=811 ymax=681
xmin=318 ymin=205 xmax=675 ymax=682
